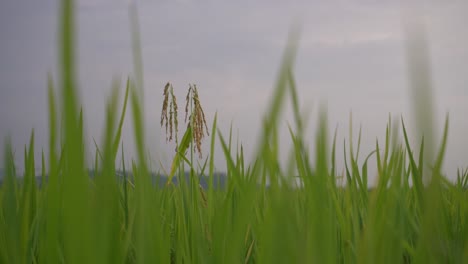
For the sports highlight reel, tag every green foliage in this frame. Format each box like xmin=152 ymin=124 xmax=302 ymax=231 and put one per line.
xmin=1 ymin=0 xmax=468 ymax=263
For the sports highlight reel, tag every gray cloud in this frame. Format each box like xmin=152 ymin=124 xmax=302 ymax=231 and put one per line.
xmin=0 ymin=1 xmax=467 ymax=178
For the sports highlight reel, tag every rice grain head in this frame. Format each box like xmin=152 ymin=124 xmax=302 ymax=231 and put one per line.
xmin=185 ymin=84 xmax=209 ymax=158
xmin=160 ymin=82 xmax=179 ymax=147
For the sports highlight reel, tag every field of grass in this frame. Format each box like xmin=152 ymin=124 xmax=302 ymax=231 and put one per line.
xmin=1 ymin=0 xmax=468 ymax=263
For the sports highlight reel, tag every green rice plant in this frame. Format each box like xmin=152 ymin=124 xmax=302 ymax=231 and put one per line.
xmin=1 ymin=0 xmax=468 ymax=263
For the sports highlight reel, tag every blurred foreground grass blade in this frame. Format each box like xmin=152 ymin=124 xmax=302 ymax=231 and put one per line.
xmin=255 ymin=28 xmax=300 ymax=161
xmin=405 ymin=18 xmax=436 ymax=184
xmin=41 ymin=150 xmax=46 ymax=187
xmin=128 ymin=1 xmax=170 ymax=259
xmin=112 ymin=77 xmax=130 ymax=159
xmin=309 ymin=108 xmax=338 ymax=264
xmin=415 ymin=114 xmax=452 ymax=263
xmin=41 ymin=75 xmax=61 ymax=263
xmin=130 ymin=84 xmax=146 ymax=169
xmin=404 ymin=19 xmax=458 ymax=262
xmin=287 ymin=69 xmax=303 ymax=138
xmin=20 ymin=130 xmax=37 ymax=262
xmin=1 ymin=141 xmax=20 ymax=263
xmin=59 ymin=0 xmax=91 ymax=262
xmin=129 ymin=2 xmax=144 ymax=99
xmin=93 ymin=79 xmax=124 ymax=263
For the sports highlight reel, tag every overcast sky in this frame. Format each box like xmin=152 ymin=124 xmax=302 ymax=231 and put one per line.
xmin=1 ymin=0 xmax=467 ymax=180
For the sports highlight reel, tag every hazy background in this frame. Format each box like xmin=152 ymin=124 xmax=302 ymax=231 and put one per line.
xmin=1 ymin=0 xmax=467 ymax=181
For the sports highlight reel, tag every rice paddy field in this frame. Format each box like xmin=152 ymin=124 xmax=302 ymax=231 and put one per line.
xmin=1 ymin=0 xmax=467 ymax=263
